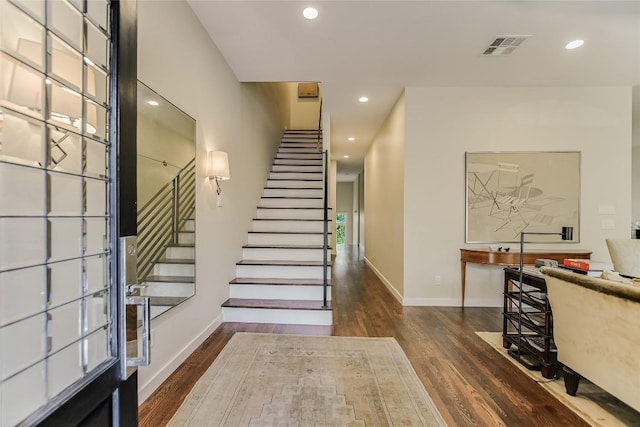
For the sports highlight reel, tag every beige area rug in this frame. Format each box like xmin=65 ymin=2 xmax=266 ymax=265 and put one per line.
xmin=169 ymin=333 xmax=447 ymax=426
xmin=476 ymin=332 xmax=640 ymax=426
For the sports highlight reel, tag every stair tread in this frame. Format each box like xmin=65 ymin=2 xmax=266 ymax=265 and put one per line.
xmin=264 ymin=187 xmax=322 ymax=190
xmin=243 ymin=244 xmax=331 ymax=249
xmin=272 ymin=164 xmax=321 ymax=167
xmin=166 ymin=243 xmax=195 ymax=248
xmin=271 ymin=171 xmax=322 ymax=173
xmin=248 ymin=231 xmax=332 ymax=234
xmin=156 ymin=258 xmax=194 ymax=264
xmin=149 ymin=295 xmax=190 ymax=306
xmin=143 ymin=275 xmax=195 ymax=283
xmin=222 ymin=298 xmax=331 ymax=311
xmin=253 ymin=218 xmax=331 ymax=222
xmin=262 ymin=196 xmax=322 ymax=199
xmin=257 ymin=207 xmax=332 ymax=210
xmin=275 ymin=156 xmax=322 ymax=159
xmin=268 ymin=178 xmax=322 ymax=181
xmin=230 ymin=278 xmax=331 ymax=286
xmin=236 ymin=260 xmax=331 ymax=266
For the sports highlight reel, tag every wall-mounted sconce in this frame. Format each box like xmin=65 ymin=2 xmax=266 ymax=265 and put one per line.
xmin=207 ymin=150 xmax=230 ymax=206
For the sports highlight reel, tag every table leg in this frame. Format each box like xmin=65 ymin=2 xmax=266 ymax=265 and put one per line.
xmin=461 ymin=260 xmax=466 ymax=308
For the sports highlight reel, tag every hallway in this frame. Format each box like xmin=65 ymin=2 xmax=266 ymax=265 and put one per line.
xmin=139 ymin=246 xmax=587 ymax=426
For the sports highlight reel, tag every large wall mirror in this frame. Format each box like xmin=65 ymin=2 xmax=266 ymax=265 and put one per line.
xmin=135 ymin=81 xmax=196 ymax=318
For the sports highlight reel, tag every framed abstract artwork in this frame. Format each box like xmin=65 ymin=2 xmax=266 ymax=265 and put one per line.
xmin=465 ymin=151 xmax=580 ymax=243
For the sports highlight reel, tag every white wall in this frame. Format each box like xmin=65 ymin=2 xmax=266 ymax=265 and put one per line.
xmin=352 ymin=178 xmax=359 ymax=245
xmin=403 ymin=87 xmax=632 ymax=307
xmin=358 ymin=171 xmax=365 ymax=251
xmin=137 ymin=115 xmax=194 ymax=206
xmin=364 ymin=92 xmax=405 ymax=300
xmin=633 ymin=146 xmax=640 ymax=226
xmin=287 ymin=82 xmax=322 ymax=129
xmin=137 ymin=0 xmax=284 ymax=402
xmin=336 ymin=182 xmax=354 ymax=245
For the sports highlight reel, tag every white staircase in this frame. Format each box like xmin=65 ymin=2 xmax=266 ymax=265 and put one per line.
xmin=222 ymin=130 xmax=332 ymax=326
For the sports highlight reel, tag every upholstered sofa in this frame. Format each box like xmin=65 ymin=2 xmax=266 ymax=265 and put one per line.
xmin=540 ymin=267 xmax=640 ymax=412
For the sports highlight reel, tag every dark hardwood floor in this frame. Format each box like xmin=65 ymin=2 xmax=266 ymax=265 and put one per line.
xmin=139 ymin=246 xmax=589 ymax=426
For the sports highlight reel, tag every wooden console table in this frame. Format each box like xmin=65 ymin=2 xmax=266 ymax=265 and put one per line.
xmin=460 ymin=248 xmax=591 ymax=307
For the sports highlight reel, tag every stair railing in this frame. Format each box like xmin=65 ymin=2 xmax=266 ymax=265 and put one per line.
xmin=316 ymin=99 xmax=329 ymax=308
xmin=137 ymin=157 xmax=196 ymax=281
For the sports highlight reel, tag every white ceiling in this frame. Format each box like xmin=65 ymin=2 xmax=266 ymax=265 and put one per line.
xmin=188 ymin=0 xmax=640 ymax=181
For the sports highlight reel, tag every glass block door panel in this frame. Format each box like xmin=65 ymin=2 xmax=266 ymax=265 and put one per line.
xmin=0 ymin=0 xmax=114 ymax=425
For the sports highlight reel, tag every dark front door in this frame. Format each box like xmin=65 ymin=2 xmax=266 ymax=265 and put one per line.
xmin=0 ymin=1 xmax=140 ymax=425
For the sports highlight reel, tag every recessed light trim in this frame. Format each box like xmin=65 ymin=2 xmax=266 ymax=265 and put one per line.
xmin=358 ymin=96 xmax=368 ymax=103
xmin=303 ymin=7 xmax=318 ymax=20
xmin=147 ymin=100 xmax=159 ymax=106
xmin=565 ymin=39 xmax=584 ymax=50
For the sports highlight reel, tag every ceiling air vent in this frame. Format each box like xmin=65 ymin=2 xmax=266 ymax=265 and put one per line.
xmin=482 ymin=35 xmax=530 ymax=56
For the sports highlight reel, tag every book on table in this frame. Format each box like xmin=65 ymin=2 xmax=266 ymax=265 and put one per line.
xmin=561 ymin=259 xmax=613 ymax=277
xmin=562 ymin=259 xmax=613 ymax=271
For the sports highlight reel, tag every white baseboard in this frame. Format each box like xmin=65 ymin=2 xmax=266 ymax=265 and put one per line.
xmin=363 ymin=257 xmax=403 ymax=304
xmin=403 ymin=297 xmax=501 ymax=307
xmin=138 ymin=315 xmax=223 ymax=404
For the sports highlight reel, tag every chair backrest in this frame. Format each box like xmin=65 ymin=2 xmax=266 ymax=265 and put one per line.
xmin=495 ymin=163 xmax=519 ymax=195
xmin=606 ymin=239 xmax=640 ymax=278
xmin=518 ymin=173 xmax=534 ymax=198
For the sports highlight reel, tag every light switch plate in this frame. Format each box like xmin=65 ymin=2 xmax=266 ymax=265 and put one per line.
xmin=602 ymin=218 xmax=616 ymax=229
xmin=599 ymin=205 xmax=616 ymax=215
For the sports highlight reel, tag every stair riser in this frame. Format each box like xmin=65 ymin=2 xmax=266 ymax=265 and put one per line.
xmin=266 ymin=180 xmax=322 ymax=188
xmin=141 ymin=282 xmax=195 ymax=297
xmin=165 ymin=246 xmax=195 ymax=259
xmin=248 ymin=233 xmax=326 ymax=245
xmin=260 ymin=198 xmax=323 ymax=208
xmin=252 ymin=220 xmax=326 ymax=233
xmin=279 ymin=144 xmax=319 ymax=150
xmin=178 ymin=233 xmax=194 ymax=245
xmin=236 ymin=265 xmax=330 ymax=280
xmin=274 ymin=158 xmax=322 ymax=166
xmin=222 ymin=307 xmax=332 ymax=326
xmin=282 ymin=135 xmax=320 ymax=139
xmin=277 ymin=153 xmax=322 ymax=160
xmin=263 ymin=188 xmax=323 ymax=198
xmin=272 ymin=165 xmax=323 ymax=173
xmin=229 ymin=284 xmax=331 ymax=300
xmin=242 ymin=248 xmax=330 ymax=261
xmin=269 ymin=172 xmax=323 ymax=180
xmin=278 ymin=148 xmax=321 ymax=154
xmin=281 ymin=140 xmax=322 ymax=144
xmin=182 ymin=219 xmax=195 ymax=232
xmin=256 ymin=208 xmax=325 ymax=220
xmin=153 ymin=263 xmax=194 ymax=277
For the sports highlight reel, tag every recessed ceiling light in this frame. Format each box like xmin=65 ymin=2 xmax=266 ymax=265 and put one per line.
xmin=303 ymin=7 xmax=318 ymax=20
xmin=358 ymin=96 xmax=369 ymax=103
xmin=343 ymin=155 xmax=349 ymax=158
xmin=565 ymin=39 xmax=584 ymax=50
xmin=348 ymin=137 xmax=355 ymax=141
xmin=148 ymin=100 xmax=159 ymax=106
